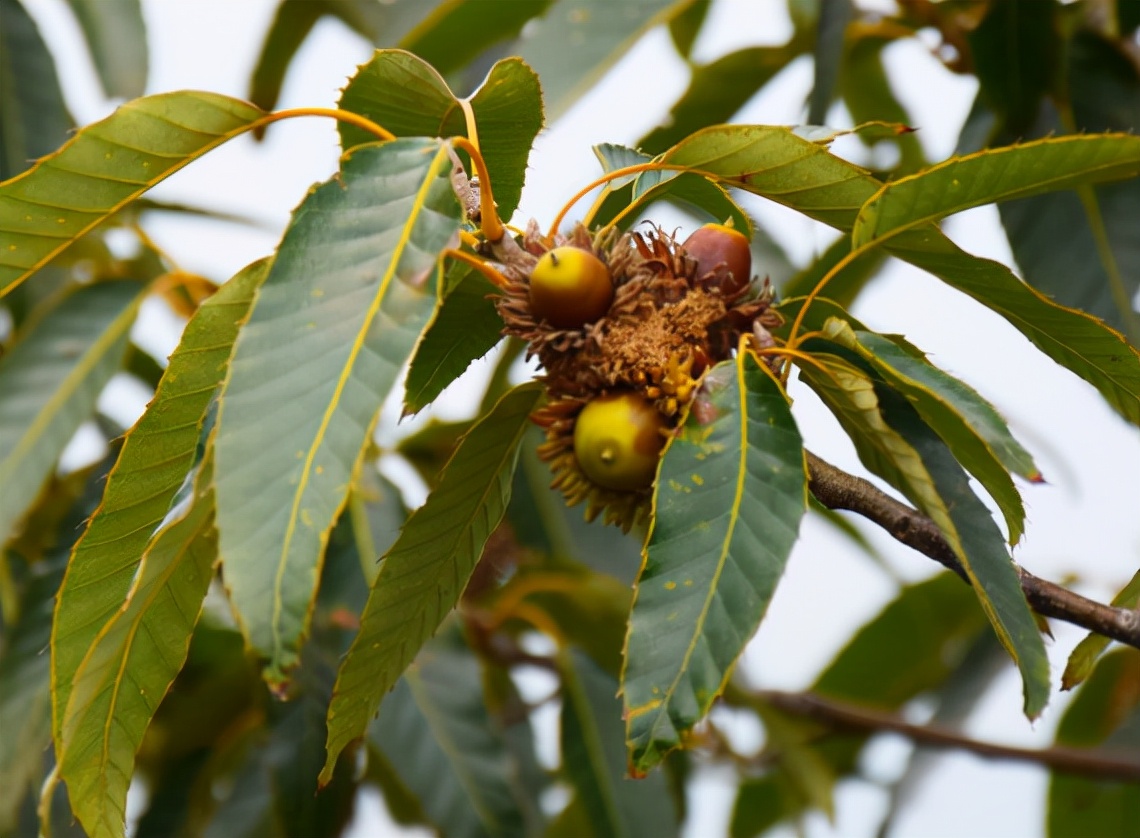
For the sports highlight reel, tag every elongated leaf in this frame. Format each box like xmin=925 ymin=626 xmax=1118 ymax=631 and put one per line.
xmin=58 ymin=456 xmax=217 ymax=838
xmin=806 ymin=0 xmax=851 ymax=125
xmin=0 ymin=280 xmax=141 ymax=545
xmin=215 ymin=139 xmax=461 ymax=684
xmin=321 ymin=382 xmax=543 ymax=782
xmin=0 ymin=0 xmax=73 ymax=181
xmin=64 ymin=0 xmax=148 ymax=99
xmin=50 ymin=262 xmax=263 ymax=746
xmin=1062 ymin=569 xmax=1140 ymax=691
xmin=561 ymin=650 xmax=679 ymax=838
xmin=853 ymin=134 xmax=1140 ymax=248
xmin=399 ymin=0 xmax=553 ymax=77
xmin=657 ymin=125 xmax=1140 ymax=424
xmin=0 ymin=92 xmax=264 ymax=295
xmin=820 ymin=318 xmax=1039 ymax=544
xmin=1048 ymin=648 xmax=1140 ymax=838
xmin=515 ymin=0 xmax=689 ymax=120
xmin=622 ymin=352 xmax=807 ymax=772
xmin=368 ymin=632 xmax=529 ymax=838
xmin=877 ymin=385 xmax=1050 ymax=718
xmin=338 ymin=51 xmax=542 ymax=220
xmin=403 ymin=264 xmax=503 ymax=416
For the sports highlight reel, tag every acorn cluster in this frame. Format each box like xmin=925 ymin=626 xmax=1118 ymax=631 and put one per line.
xmin=494 ymin=221 xmax=780 ymax=530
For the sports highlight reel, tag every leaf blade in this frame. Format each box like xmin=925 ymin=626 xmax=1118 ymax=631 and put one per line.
xmin=622 ymin=353 xmax=807 ymax=772
xmin=321 ymin=382 xmax=543 ymax=782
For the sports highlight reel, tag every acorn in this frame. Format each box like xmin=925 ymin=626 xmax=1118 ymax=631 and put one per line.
xmin=682 ymin=223 xmax=752 ymax=296
xmin=528 ymin=245 xmax=614 ymax=329
xmin=572 ymin=393 xmax=667 ymax=491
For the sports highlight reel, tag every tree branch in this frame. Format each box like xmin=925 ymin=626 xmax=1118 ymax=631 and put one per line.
xmin=759 ymin=689 xmax=1140 ymax=782
xmin=805 ymin=452 xmax=1140 ymax=650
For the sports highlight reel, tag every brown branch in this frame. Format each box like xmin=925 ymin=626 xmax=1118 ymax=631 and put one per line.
xmin=760 ymin=689 xmax=1140 ymax=782
xmin=805 ymin=451 xmax=1140 ymax=650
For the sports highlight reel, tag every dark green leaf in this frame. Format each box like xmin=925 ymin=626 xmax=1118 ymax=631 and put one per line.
xmin=623 ymin=352 xmax=807 ymax=772
xmin=778 ymin=234 xmax=882 ymax=303
xmin=667 ymin=0 xmax=710 ymax=59
xmin=322 ymin=383 xmax=543 ymax=782
xmin=561 ymin=650 xmax=680 ymax=838
xmin=338 ymin=51 xmax=543 ymax=220
xmin=0 ymin=0 xmax=73 ymax=181
xmin=403 ymin=263 xmax=503 ymax=416
xmin=50 ymin=262 xmax=263 ymax=748
xmin=1048 ymin=649 xmax=1140 ymax=838
xmin=807 ymin=0 xmax=852 ymax=125
xmin=0 ymin=280 xmax=142 ymax=545
xmin=0 ymin=92 xmax=265 ymax=295
xmin=215 ymin=140 xmax=460 ymax=684
xmin=64 ymin=0 xmax=148 ymax=99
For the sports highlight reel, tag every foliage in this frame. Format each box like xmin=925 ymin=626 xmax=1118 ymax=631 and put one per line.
xmin=1 ymin=1 xmax=1138 ymax=837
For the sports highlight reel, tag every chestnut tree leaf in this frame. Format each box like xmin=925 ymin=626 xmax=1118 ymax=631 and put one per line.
xmin=0 ymin=92 xmax=266 ymax=296
xmin=50 ymin=262 xmax=265 ymax=746
xmin=215 ymin=139 xmax=461 ymax=686
xmin=338 ymin=51 xmax=542 ymax=220
xmin=0 ymin=280 xmax=142 ymax=546
xmin=1061 ymin=569 xmax=1140 ymax=691
xmin=64 ymin=0 xmax=148 ymax=100
xmin=321 ymin=382 xmax=543 ymax=783
xmin=622 ymin=352 xmax=807 ymax=773
xmin=657 ymin=124 xmax=1140 ymax=426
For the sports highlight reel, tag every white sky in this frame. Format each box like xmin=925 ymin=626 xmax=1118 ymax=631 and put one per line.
xmin=25 ymin=0 xmax=1140 ymax=836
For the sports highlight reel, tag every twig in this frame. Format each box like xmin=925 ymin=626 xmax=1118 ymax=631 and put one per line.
xmin=804 ymin=451 xmax=1140 ymax=650
xmin=759 ymin=689 xmax=1140 ymax=781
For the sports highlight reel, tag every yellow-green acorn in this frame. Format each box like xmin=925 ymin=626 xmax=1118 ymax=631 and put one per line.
xmin=528 ymin=246 xmax=614 ymax=328
xmin=573 ymin=393 xmax=666 ymax=491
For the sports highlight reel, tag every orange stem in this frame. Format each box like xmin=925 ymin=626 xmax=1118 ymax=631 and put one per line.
xmin=444 ymin=248 xmax=511 ymax=289
xmin=257 ymin=107 xmax=395 ymax=142
xmin=451 ymin=136 xmax=504 ymax=243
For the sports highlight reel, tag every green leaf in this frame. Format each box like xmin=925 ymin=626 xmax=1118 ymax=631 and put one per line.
xmin=1062 ymin=569 xmax=1140 ymax=691
xmin=667 ymin=0 xmax=710 ymax=59
xmin=779 ymin=235 xmax=883 ymax=303
xmin=398 ymin=0 xmax=554 ymax=78
xmin=561 ymin=650 xmax=680 ymax=838
xmin=215 ymin=139 xmax=460 ymax=684
xmin=368 ymin=631 xmax=530 ymax=838
xmin=0 ymin=280 xmax=142 ymax=546
xmin=877 ymin=385 xmax=1050 ymax=719
xmin=806 ymin=0 xmax=852 ymax=125
xmin=0 ymin=91 xmax=265 ymax=295
xmin=321 ymin=382 xmax=543 ymax=782
xmin=403 ymin=263 xmax=503 ymax=416
xmin=852 ymin=134 xmax=1140 ymax=248
xmin=338 ymin=51 xmax=543 ymax=220
xmin=515 ymin=0 xmax=691 ymax=120
xmin=622 ymin=352 xmax=807 ymax=772
xmin=659 ymin=124 xmax=1140 ymax=425
xmin=64 ymin=0 xmax=148 ymax=99
xmin=1048 ymin=648 xmax=1140 ymax=838
xmin=0 ymin=0 xmax=73 ymax=181
xmin=820 ymin=318 xmax=1040 ymax=544
xmin=58 ymin=455 xmax=217 ymax=838
xmin=638 ymin=44 xmax=807 ymax=154
xmin=48 ymin=263 xmax=262 ymax=753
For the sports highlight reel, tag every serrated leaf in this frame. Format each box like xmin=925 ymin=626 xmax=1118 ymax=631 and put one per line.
xmin=403 ymin=263 xmax=503 ymax=416
xmin=338 ymin=51 xmax=542 ymax=219
xmin=49 ymin=261 xmax=263 ymax=748
xmin=215 ymin=139 xmax=461 ymax=684
xmin=0 ymin=280 xmax=142 ymax=545
xmin=657 ymin=124 xmax=1140 ymax=425
xmin=368 ymin=632 xmax=529 ymax=838
xmin=1062 ymin=569 xmax=1140 ymax=691
xmin=1048 ymin=648 xmax=1140 ymax=838
xmin=58 ymin=454 xmax=217 ymax=838
xmin=0 ymin=92 xmax=265 ymax=295
xmin=821 ymin=318 xmax=1040 ymax=544
xmin=877 ymin=385 xmax=1050 ymax=719
xmin=0 ymin=0 xmax=73 ymax=181
xmin=561 ymin=650 xmax=679 ymax=838
xmin=852 ymin=134 xmax=1140 ymax=248
xmin=622 ymin=352 xmax=807 ymax=772
xmin=64 ymin=0 xmax=148 ymax=100
xmin=321 ymin=382 xmax=543 ymax=782
xmin=514 ymin=0 xmax=689 ymax=120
